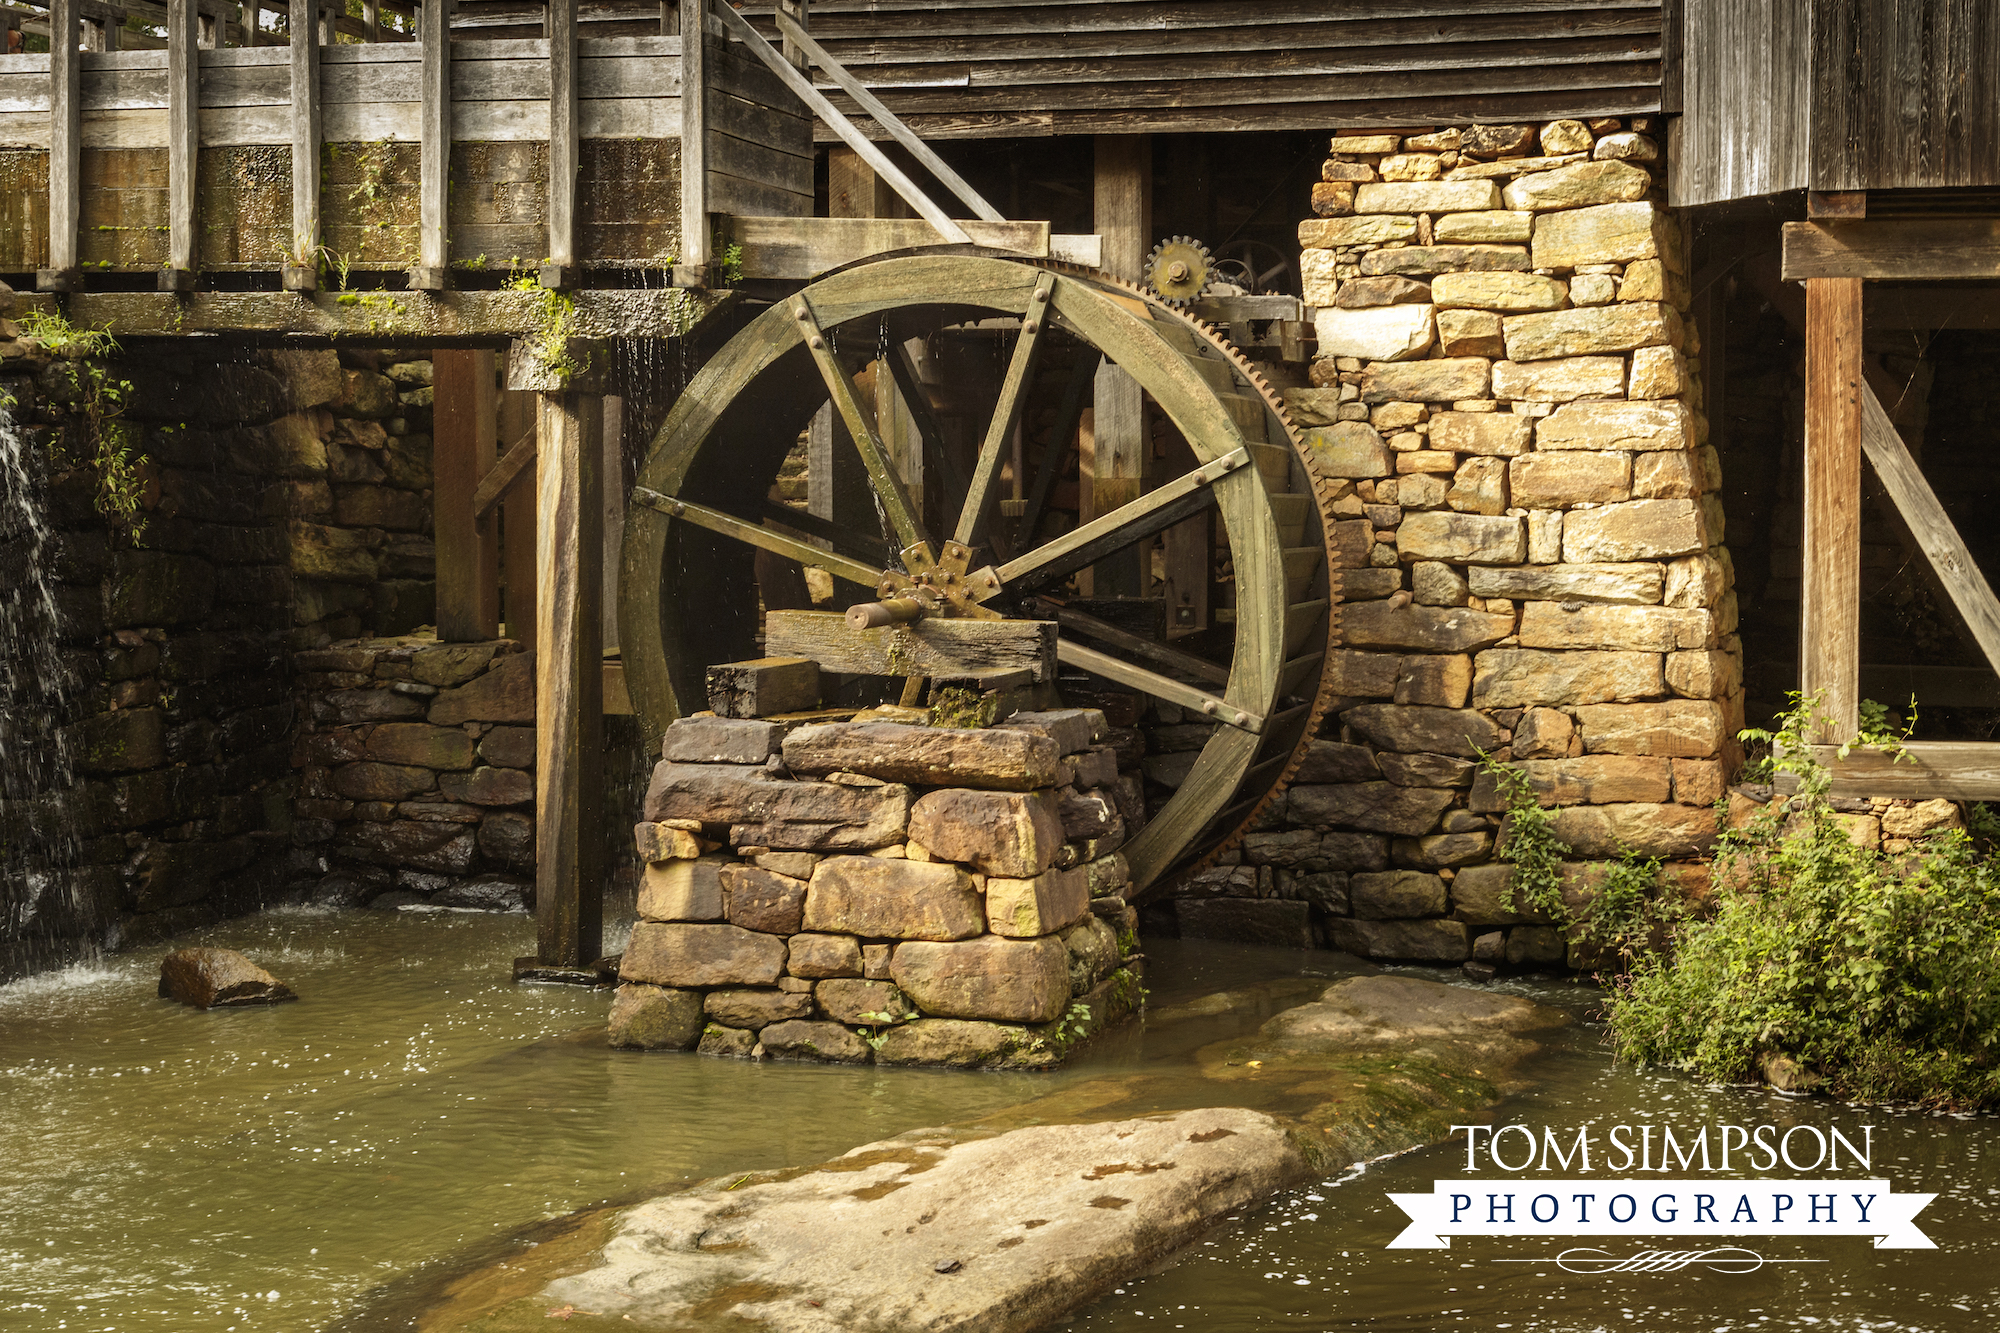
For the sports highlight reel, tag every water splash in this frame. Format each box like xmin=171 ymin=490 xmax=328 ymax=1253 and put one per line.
xmin=0 ymin=389 xmax=82 ymax=964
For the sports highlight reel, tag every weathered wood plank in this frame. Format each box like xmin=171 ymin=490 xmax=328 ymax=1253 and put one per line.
xmin=705 ymin=83 xmax=805 ymax=147
xmin=1802 ymin=276 xmax=1862 ymax=743
xmin=706 ymin=125 xmax=810 ymax=193
xmin=416 ymin=0 xmax=450 ymax=286
xmin=164 ymin=0 xmax=196 ymax=284
xmin=535 ymin=389 xmax=606 ymax=968
xmin=678 ymin=0 xmax=707 ymax=275
xmin=764 ymin=609 xmax=1059 ymax=682
xmin=1814 ymin=741 xmax=2000 ymax=801
xmin=705 ymin=169 xmax=810 ymax=219
xmin=1858 ymin=379 xmax=2000 ymax=682
xmin=43 ymin=0 xmax=81 ymax=288
xmin=546 ymin=0 xmax=577 ymax=278
xmin=435 ymin=349 xmax=501 ymax=641
xmin=1090 ymin=132 xmax=1150 ymax=595
xmin=713 ymin=1 xmax=969 ymax=240
xmin=473 ymin=429 xmax=536 ymax=520
xmin=1782 ymin=219 xmax=2000 ymax=281
xmin=285 ymin=0 xmax=317 ymax=285
xmin=18 ymin=285 xmax=731 ymax=340
xmin=721 ymin=217 xmax=1050 ymax=281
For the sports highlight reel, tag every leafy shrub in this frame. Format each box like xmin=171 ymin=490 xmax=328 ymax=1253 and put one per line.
xmin=1606 ymin=695 xmax=2000 ymax=1110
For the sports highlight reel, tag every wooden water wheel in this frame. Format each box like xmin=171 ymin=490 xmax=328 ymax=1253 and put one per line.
xmin=619 ymin=253 xmax=1342 ymax=891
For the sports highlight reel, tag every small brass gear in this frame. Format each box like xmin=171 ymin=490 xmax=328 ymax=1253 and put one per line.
xmin=1144 ymin=235 xmax=1214 ymax=308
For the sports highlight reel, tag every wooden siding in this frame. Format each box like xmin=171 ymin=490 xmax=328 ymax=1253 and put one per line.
xmin=1674 ymin=0 xmax=2000 ymax=205
xmin=737 ymin=1 xmax=1666 ymax=139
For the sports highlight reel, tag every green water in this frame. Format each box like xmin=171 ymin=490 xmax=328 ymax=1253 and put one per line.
xmin=3 ymin=907 xmax=1993 ymax=1333
xmin=0 ymin=907 xmax=1354 ymax=1332
xmin=1070 ymin=976 xmax=2000 ymax=1333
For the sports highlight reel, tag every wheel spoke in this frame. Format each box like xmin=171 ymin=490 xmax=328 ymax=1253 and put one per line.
xmin=758 ymin=499 xmax=892 ymax=567
xmin=954 ymin=270 xmax=1057 ymax=547
xmin=792 ymin=296 xmax=931 ymax=554
xmin=1028 ymin=595 xmax=1227 ymax=686
xmin=633 ymin=486 xmax=883 ymax=587
xmin=1055 ymin=637 xmax=1263 ymax=733
xmin=996 ymin=447 xmax=1251 ymax=591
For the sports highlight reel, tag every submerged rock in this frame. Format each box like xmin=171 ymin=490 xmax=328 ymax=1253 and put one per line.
xmin=157 ymin=948 xmax=297 ymax=1009
xmin=538 ymin=1108 xmax=1306 ymax=1331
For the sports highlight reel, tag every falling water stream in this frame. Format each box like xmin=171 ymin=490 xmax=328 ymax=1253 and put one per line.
xmin=0 ymin=391 xmax=82 ymax=973
xmin=0 ymin=900 xmax=1992 ymax=1331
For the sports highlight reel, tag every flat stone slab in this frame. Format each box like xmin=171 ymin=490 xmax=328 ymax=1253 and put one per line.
xmin=539 ymin=1109 xmax=1308 ymax=1332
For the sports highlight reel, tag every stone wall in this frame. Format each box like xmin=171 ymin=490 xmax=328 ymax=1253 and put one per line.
xmin=287 ymin=637 xmax=537 ymax=910
xmin=0 ymin=328 xmax=442 ymax=980
xmin=615 ymin=711 xmax=1144 ymax=1068
xmin=1156 ymin=117 xmax=1741 ymax=974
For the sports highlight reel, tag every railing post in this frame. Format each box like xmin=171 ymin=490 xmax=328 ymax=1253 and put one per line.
xmin=39 ymin=0 xmax=80 ymax=293
xmin=164 ymin=0 xmax=200 ymax=290
xmin=675 ymin=0 xmax=708 ymax=287
xmin=412 ymin=0 xmax=451 ymax=289
xmin=284 ymin=0 xmax=320 ymax=290
xmin=543 ymin=0 xmax=578 ymax=289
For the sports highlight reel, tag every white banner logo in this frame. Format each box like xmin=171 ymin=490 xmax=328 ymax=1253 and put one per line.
xmin=1385 ymin=1180 xmax=1935 ymax=1250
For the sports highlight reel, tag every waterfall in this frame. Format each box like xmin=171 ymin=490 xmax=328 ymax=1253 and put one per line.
xmin=0 ymin=388 xmax=81 ymax=958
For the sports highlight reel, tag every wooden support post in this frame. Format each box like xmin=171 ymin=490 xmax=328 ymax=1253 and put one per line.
xmin=164 ymin=0 xmax=199 ymax=290
xmin=601 ymin=395 xmax=625 ymax=652
xmin=1802 ymin=276 xmax=1863 ymax=743
xmin=412 ymin=0 xmax=450 ymax=289
xmin=776 ymin=0 xmax=806 ymax=67
xmin=40 ymin=0 xmax=80 ymax=292
xmin=1090 ymin=134 xmax=1151 ymax=596
xmin=283 ymin=0 xmax=319 ymax=290
xmin=361 ymin=0 xmax=378 ymax=41
xmin=434 ymin=349 xmax=501 ymax=641
xmin=535 ymin=391 xmax=605 ymax=969
xmin=241 ymin=1 xmax=261 ymax=45
xmin=675 ymin=0 xmax=708 ymax=287
xmin=498 ymin=377 xmax=538 ymax=649
xmin=542 ymin=0 xmax=579 ymax=289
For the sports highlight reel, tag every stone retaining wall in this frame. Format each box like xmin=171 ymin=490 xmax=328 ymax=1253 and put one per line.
xmin=287 ymin=637 xmax=538 ymax=910
xmin=613 ymin=711 xmax=1145 ymax=1068
xmin=1157 ymin=116 xmax=1742 ymax=974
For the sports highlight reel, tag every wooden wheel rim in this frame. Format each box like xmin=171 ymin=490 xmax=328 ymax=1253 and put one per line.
xmin=620 ymin=253 xmax=1312 ymax=889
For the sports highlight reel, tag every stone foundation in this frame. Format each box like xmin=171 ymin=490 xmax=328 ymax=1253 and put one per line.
xmin=287 ymin=635 xmax=536 ymax=910
xmin=1154 ymin=116 xmax=1742 ymax=973
xmin=613 ymin=710 xmax=1145 ymax=1068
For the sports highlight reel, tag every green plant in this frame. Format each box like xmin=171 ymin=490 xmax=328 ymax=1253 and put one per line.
xmin=1605 ymin=695 xmax=2000 ymax=1111
xmin=21 ymin=313 xmax=146 ymax=543
xmin=717 ymin=239 xmax=745 ymax=286
xmin=1739 ymin=689 xmax=1915 ymax=797
xmin=1481 ymin=750 xmax=1568 ymax=923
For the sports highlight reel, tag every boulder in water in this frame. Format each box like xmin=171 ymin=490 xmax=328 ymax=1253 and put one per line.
xmin=158 ymin=948 xmax=297 ymax=1009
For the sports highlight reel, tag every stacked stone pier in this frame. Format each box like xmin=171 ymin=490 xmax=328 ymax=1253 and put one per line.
xmin=610 ymin=709 xmax=1145 ymax=1069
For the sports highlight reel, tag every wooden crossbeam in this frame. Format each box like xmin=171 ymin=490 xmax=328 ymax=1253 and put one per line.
xmin=1859 ymin=380 xmax=2000 ymax=680
xmin=1812 ymin=741 xmax=2000 ymax=800
xmin=1783 ymin=219 xmax=2000 ymax=281
xmin=473 ymin=430 xmax=536 ymax=521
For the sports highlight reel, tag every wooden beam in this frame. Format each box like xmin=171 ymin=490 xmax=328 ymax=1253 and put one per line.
xmin=764 ymin=609 xmax=1057 ymax=682
xmin=18 ymin=287 xmax=730 ymax=341
xmin=536 ymin=390 xmax=605 ymax=968
xmin=956 ymin=270 xmax=1056 ymax=546
xmin=633 ymin=486 xmax=885 ymax=586
xmin=676 ymin=0 xmax=708 ymax=284
xmin=543 ymin=0 xmax=578 ymax=288
xmin=1055 ymin=638 xmax=1261 ymax=733
xmin=40 ymin=0 xmax=80 ymax=291
xmin=829 ymin=146 xmax=902 ymax=221
xmin=1859 ymin=380 xmax=2000 ymax=681
xmin=164 ymin=0 xmax=198 ymax=289
xmin=1028 ymin=595 xmax=1228 ymax=686
xmin=473 ymin=429 xmax=535 ymax=520
xmin=794 ymin=296 xmax=930 ymax=553
xmin=1783 ymin=219 xmax=2000 ymax=281
xmin=1812 ymin=741 xmax=2000 ymax=801
xmin=711 ymin=1 xmax=971 ymax=242
xmin=413 ymin=0 xmax=450 ymax=289
xmin=1091 ymin=133 xmax=1151 ymax=595
xmin=498 ymin=377 xmax=537 ymax=649
xmin=434 ymin=349 xmax=500 ymax=641
xmin=722 ymin=216 xmax=1051 ymax=282
xmin=284 ymin=0 xmax=319 ymax=291
xmin=998 ymin=446 xmax=1248 ymax=590
xmin=773 ymin=9 xmax=1005 ymax=224
xmin=1801 ymin=277 xmax=1863 ymax=743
